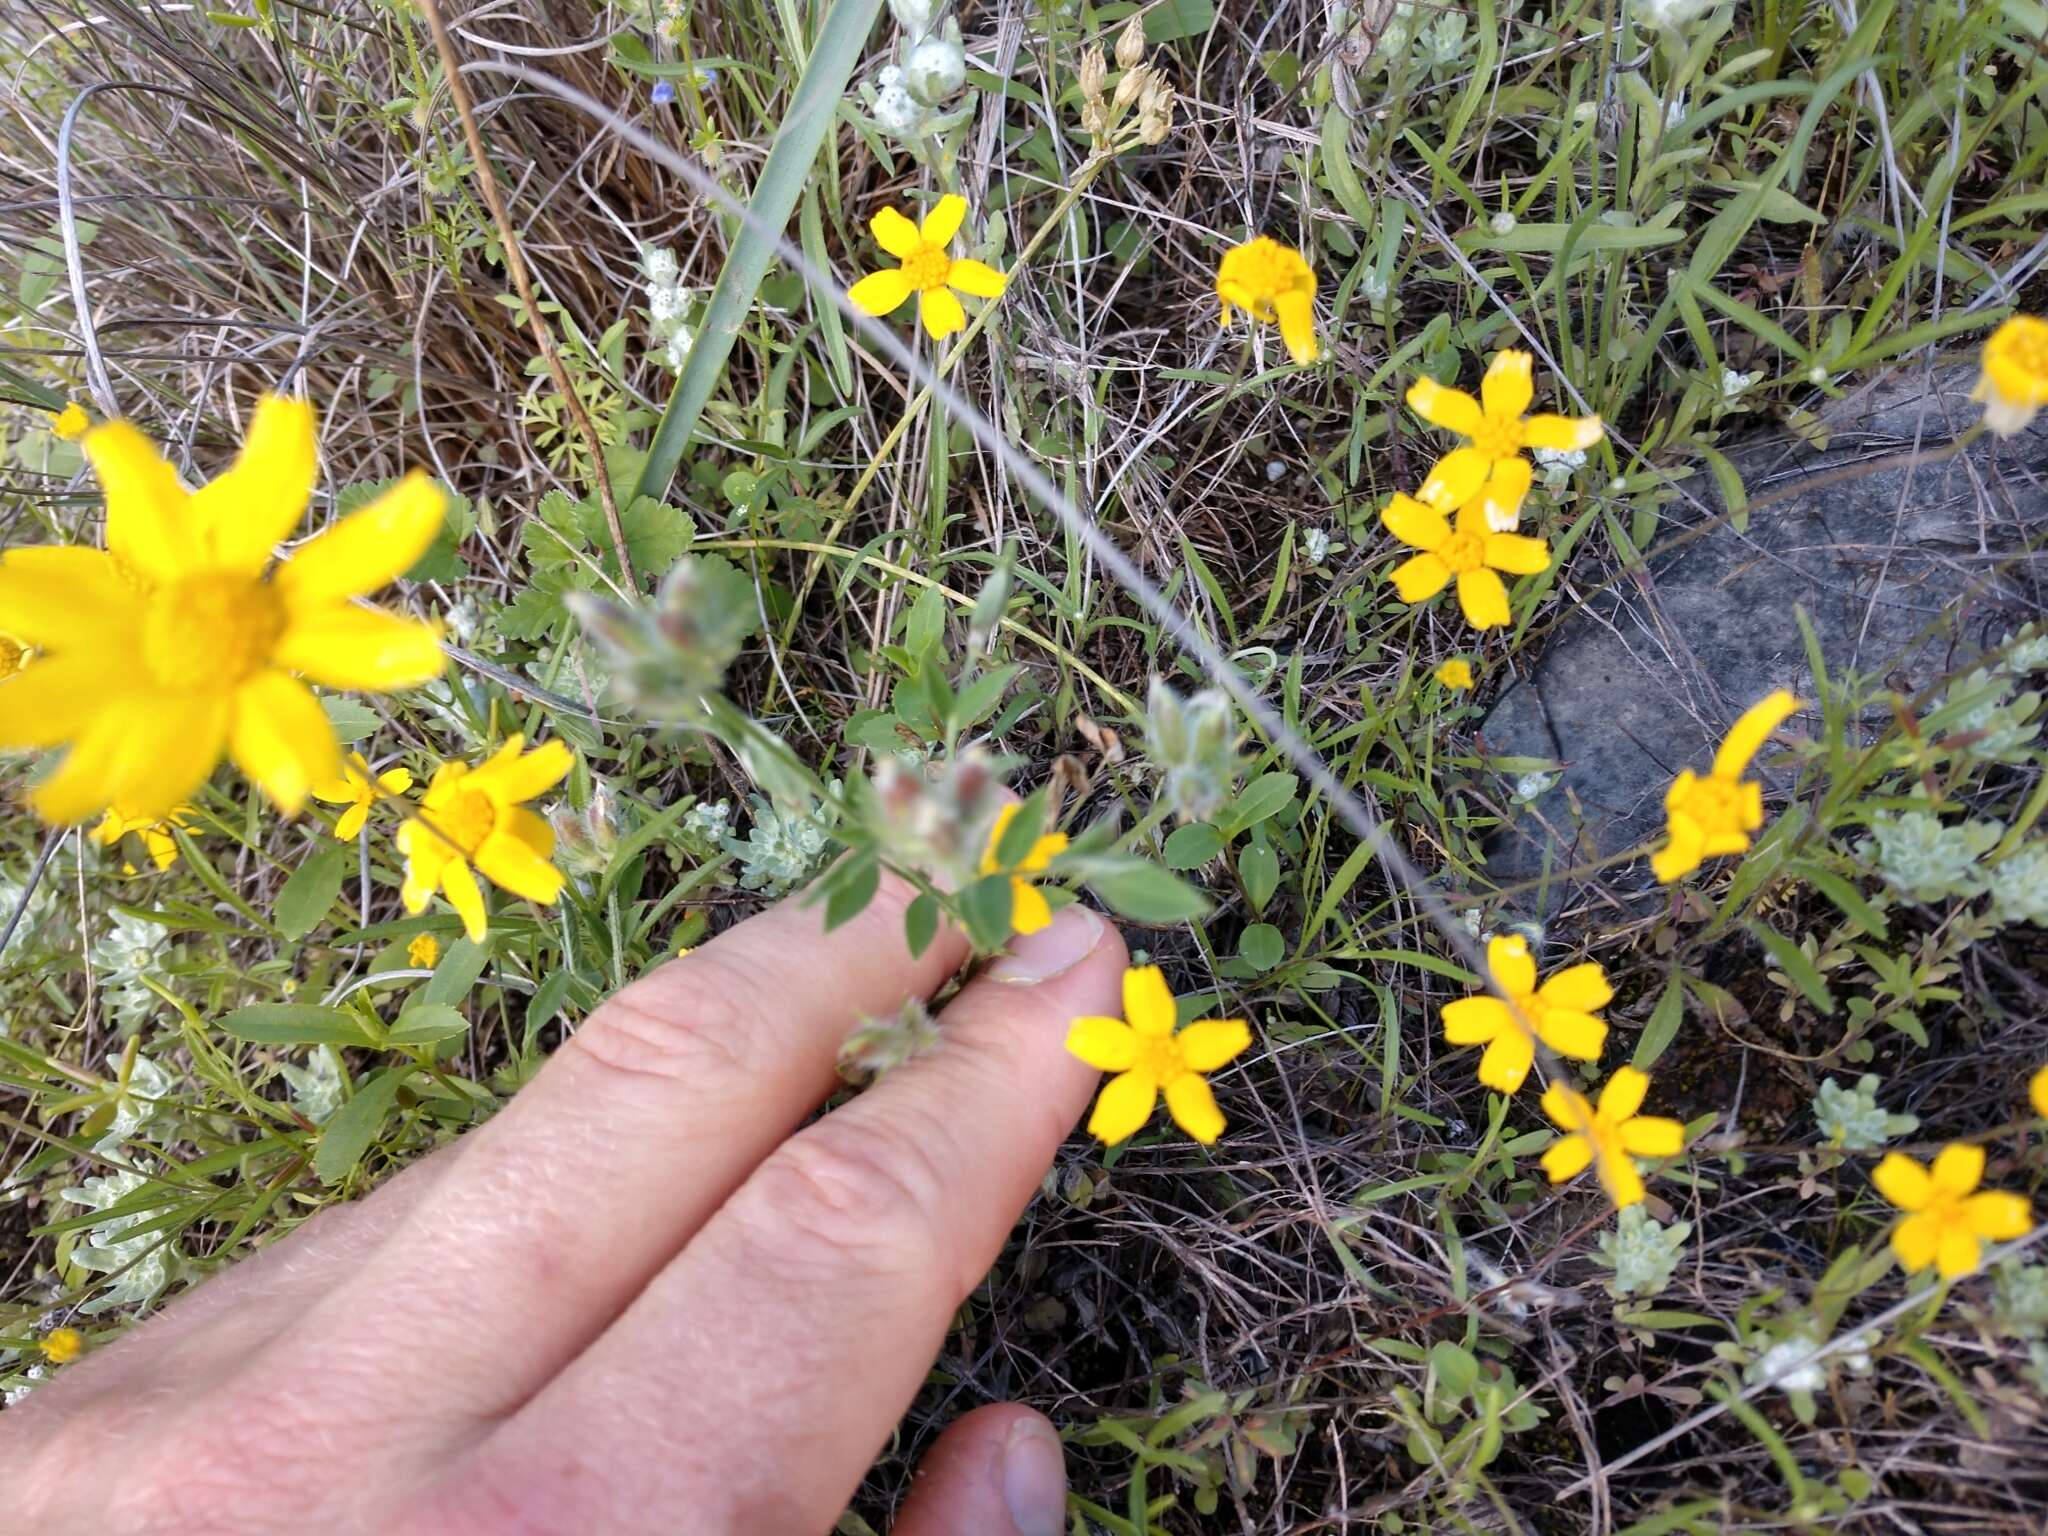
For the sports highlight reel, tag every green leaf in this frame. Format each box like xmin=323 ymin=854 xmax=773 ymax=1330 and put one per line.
xmin=959 ymin=872 xmax=1016 ymax=950
xmin=1429 ymin=1340 xmax=1479 ymax=1399
xmin=1163 ymin=822 xmax=1224 ymax=870
xmin=320 ymin=699 xmax=382 ymax=744
xmin=1632 ymin=975 xmax=1687 ymax=1070
xmin=314 ymin=1067 xmax=410 ymax=1184
xmin=386 ymin=1003 xmax=471 ymax=1046
xmin=822 ymin=852 xmax=880 ymax=933
xmin=632 ymin=0 xmax=885 ymax=505
xmin=422 ymin=938 xmax=491 ymax=1008
xmin=1239 ymin=835 xmax=1280 ymax=913
xmin=1216 ymin=772 xmax=1298 ymax=837
xmin=1089 ymin=864 xmax=1211 ymax=924
xmin=1747 ymin=920 xmax=1836 ymax=1016
xmin=274 ymin=841 xmax=349 ymax=941
xmin=995 ymin=793 xmax=1047 ymax=868
xmin=1143 ymin=0 xmax=1214 ymax=43
xmin=218 ymin=1003 xmax=377 ymax=1048
xmin=904 ymin=890 xmax=940 ymax=959
xmin=1238 ymin=922 xmax=1284 ymax=972
xmin=1794 ymin=860 xmax=1889 ymax=939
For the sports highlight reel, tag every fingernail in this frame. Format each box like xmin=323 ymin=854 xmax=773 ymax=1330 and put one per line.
xmin=988 ymin=905 xmax=1104 ymax=986
xmin=1000 ymin=1416 xmax=1068 ymax=1536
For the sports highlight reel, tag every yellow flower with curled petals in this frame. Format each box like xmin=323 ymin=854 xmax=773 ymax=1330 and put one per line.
xmin=2031 ymin=1062 xmax=2048 ymax=1120
xmin=1441 ymin=935 xmax=1609 ymax=1094
xmin=1066 ymin=965 xmax=1251 ymax=1145
xmin=1408 ymin=350 xmax=1603 ymax=508
xmin=53 ymin=403 xmax=90 ymax=441
xmin=1436 ymin=659 xmax=1475 ymax=691
xmin=1972 ymin=315 xmax=2048 ymax=437
xmin=92 ymin=803 xmax=196 ymax=873
xmin=314 ymin=752 xmax=414 ymax=840
xmin=397 ymin=736 xmax=572 ymax=942
xmin=0 ymin=396 xmax=446 ymax=824
xmin=1540 ymin=1067 xmax=1685 ymax=1209
xmin=1873 ymin=1143 xmax=2032 ymax=1279
xmin=1650 ymin=690 xmax=1800 ymax=883
xmin=847 ymin=194 xmax=1008 ymax=341
xmin=1215 ymin=236 xmax=1318 ymax=365
xmin=980 ymin=802 xmax=1069 ymax=936
xmin=407 ymin=933 xmax=440 ymax=968
xmin=1382 ymin=459 xmax=1550 ymax=631
xmin=42 ymin=1326 xmax=85 ymax=1364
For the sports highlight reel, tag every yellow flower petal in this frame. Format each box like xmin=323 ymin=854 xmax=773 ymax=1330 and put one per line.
xmin=376 ymin=767 xmax=414 ymax=796
xmin=1066 ymin=1016 xmax=1141 ymax=1072
xmin=1442 ymin=995 xmax=1513 ymax=1045
xmin=1650 ymin=820 xmax=1706 ymax=884
xmin=1542 ymin=1133 xmax=1595 ymax=1184
xmin=1872 ymin=1152 xmax=1932 ymax=1212
xmin=919 ymin=193 xmax=967 ymax=247
xmin=1476 ymin=457 xmax=1534 ymax=530
xmin=1618 ymin=1115 xmax=1684 ymax=1159
xmin=0 ymin=547 xmax=136 ymax=653
xmin=1087 ymin=1068 xmax=1157 ymax=1144
xmin=502 ymin=806 xmax=554 ymax=858
xmin=1539 ymin=1010 xmax=1607 ymax=1062
xmin=481 ymin=737 xmax=574 ymax=802
xmin=1456 ymin=568 xmax=1511 ymax=630
xmin=53 ymin=402 xmax=90 ymax=440
xmin=273 ymin=605 xmax=444 ymax=689
xmin=1418 ymin=447 xmax=1490 ymax=510
xmin=1382 ymin=493 xmax=1450 ymax=552
xmin=1010 ymin=878 xmax=1053 ymax=935
xmin=1164 ymin=1073 xmax=1227 ymax=1144
xmin=0 ymin=655 xmax=109 ymax=748
xmin=83 ymin=420 xmax=194 ymax=584
xmin=1541 ymin=1081 xmax=1594 ymax=1134
xmin=33 ymin=693 xmax=227 ymax=824
xmin=1481 ymin=349 xmax=1535 ymax=420
xmin=1935 ymin=1224 xmax=1983 ymax=1278
xmin=476 ymin=829 xmax=567 ymax=905
xmin=848 ymin=268 xmax=914 ymax=317
xmin=1930 ymin=1142 xmax=1985 ymax=1197
xmin=1597 ymin=1066 xmax=1651 ymax=1122
xmin=1020 ymin=832 xmax=1068 ymax=873
xmin=1483 ymin=531 xmax=1551 ymax=576
xmin=947 ymin=258 xmax=1008 ymax=299
xmin=1176 ymin=1019 xmax=1251 ymax=1073
xmin=189 ymin=394 xmax=317 ymax=573
xmin=1436 ymin=659 xmax=1475 ymax=691
xmin=1272 ymin=289 xmax=1318 ymax=365
xmin=1522 ymin=413 xmax=1605 ymax=451
xmin=870 ymin=205 xmax=922 ymax=259
xmin=2032 ymin=1062 xmax=2048 ymax=1119
xmin=1124 ymin=964 xmax=1178 ymax=1037
xmin=1710 ymin=689 xmax=1800 ymax=781
xmin=276 ymin=470 xmax=445 ymax=610
xmin=334 ymin=802 xmax=369 ymax=839
xmin=228 ymin=671 xmax=339 ymax=813
xmin=1390 ymin=551 xmax=1452 ymax=603
xmin=1963 ymin=1190 xmax=2032 ymax=1241
xmin=1538 ymin=961 xmax=1613 ymax=1013
xmin=1890 ymin=1210 xmax=1941 ymax=1272
xmin=441 ymin=856 xmax=489 ymax=942
xmin=918 ymin=286 xmax=967 ymax=339
xmin=1598 ymin=1152 xmax=1647 ymax=1209
xmin=1477 ymin=1027 xmax=1535 ymax=1093
xmin=1407 ymin=377 xmax=1483 ymax=437
xmin=1486 ymin=935 xmax=1537 ymax=996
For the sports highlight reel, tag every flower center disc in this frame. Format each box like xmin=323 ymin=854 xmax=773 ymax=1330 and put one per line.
xmin=143 ymin=572 xmax=284 ymax=688
xmin=438 ymin=786 xmax=500 ymax=855
xmin=1679 ymin=776 xmax=1744 ymax=830
xmin=1473 ymin=418 xmax=1525 ymax=460
xmin=1439 ymin=531 xmax=1486 ymax=573
xmin=1135 ymin=1035 xmax=1186 ymax=1084
xmin=902 ymin=246 xmax=952 ymax=291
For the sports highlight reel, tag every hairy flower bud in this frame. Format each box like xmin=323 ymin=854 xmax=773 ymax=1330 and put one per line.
xmin=568 ymin=554 xmax=758 ymax=723
xmin=1078 ymin=43 xmax=1107 ymax=102
xmin=549 ymin=784 xmax=620 ymax=877
xmin=1138 ymin=74 xmax=1174 ymax=143
xmin=1144 ymin=678 xmax=1244 ymax=823
xmin=1113 ymin=60 xmax=1149 ymax=111
xmin=887 ymin=0 xmax=936 ymax=40
xmin=871 ymin=748 xmax=1006 ymax=887
xmin=904 ymin=33 xmax=966 ymax=105
xmin=1115 ymin=15 xmax=1146 ymax=70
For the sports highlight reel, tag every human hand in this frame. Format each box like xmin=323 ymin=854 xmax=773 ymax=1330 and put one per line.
xmin=6 ymin=880 xmax=1127 ymax=1535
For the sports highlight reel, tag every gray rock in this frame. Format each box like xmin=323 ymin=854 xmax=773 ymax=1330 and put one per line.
xmin=1481 ymin=362 xmax=2048 ymax=892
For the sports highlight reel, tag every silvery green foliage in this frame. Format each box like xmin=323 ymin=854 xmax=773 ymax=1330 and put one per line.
xmin=58 ymin=1170 xmax=180 ymax=1313
xmin=2005 ymin=627 xmax=2048 ymax=673
xmin=903 ymin=30 xmax=966 ymax=104
xmin=1858 ymin=809 xmax=2002 ymax=903
xmin=681 ymin=799 xmax=734 ymax=858
xmin=724 ymin=793 xmax=831 ymax=895
xmin=838 ymin=999 xmax=942 ymax=1084
xmin=1145 ymin=679 xmax=1244 ymax=823
xmin=639 ymin=244 xmax=697 ymax=374
xmin=1595 ymin=1206 xmax=1692 ymax=1300
xmin=279 ymin=1050 xmax=344 ymax=1126
xmin=1744 ymin=1325 xmax=1874 ymax=1422
xmin=568 ymin=555 xmax=759 ymax=722
xmin=1630 ymin=0 xmax=1719 ymax=28
xmin=1812 ymin=1074 xmax=1919 ymax=1150
xmin=858 ymin=14 xmax=972 ymax=149
xmin=1935 ymin=665 xmax=2042 ymax=765
xmin=1995 ymin=1261 xmax=2048 ymax=1339
xmin=90 ymin=912 xmax=171 ymax=1030
xmin=1989 ymin=843 xmax=2048 ymax=927
xmin=96 ymin=1049 xmax=177 ymax=1154
xmin=1532 ymin=445 xmax=1587 ymax=493
xmin=886 ymin=0 xmax=936 ymax=36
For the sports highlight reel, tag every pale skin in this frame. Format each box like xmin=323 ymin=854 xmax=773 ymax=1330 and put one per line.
xmin=3 ymin=881 xmax=1128 ymax=1536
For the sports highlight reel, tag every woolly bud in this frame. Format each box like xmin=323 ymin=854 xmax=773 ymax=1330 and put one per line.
xmin=1115 ymin=15 xmax=1145 ymax=69
xmin=1078 ymin=43 xmax=1107 ymax=103
xmin=1113 ymin=60 xmax=1149 ymax=110
xmin=1139 ymin=74 xmax=1174 ymax=143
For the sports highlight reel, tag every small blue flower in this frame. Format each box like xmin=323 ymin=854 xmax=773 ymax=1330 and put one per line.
xmin=651 ymin=79 xmax=676 ymax=106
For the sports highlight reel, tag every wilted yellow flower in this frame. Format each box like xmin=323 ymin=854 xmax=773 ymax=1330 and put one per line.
xmin=1972 ymin=315 xmax=2048 ymax=436
xmin=1408 ymin=350 xmax=1603 ymax=506
xmin=2032 ymin=1063 xmax=2048 ymax=1120
xmin=1441 ymin=935 xmax=1609 ymax=1093
xmin=52 ymin=403 xmax=89 ymax=441
xmin=314 ymin=752 xmax=413 ymax=840
xmin=1436 ymin=659 xmax=1475 ymax=691
xmin=1382 ymin=460 xmax=1550 ymax=631
xmin=0 ymin=632 xmax=30 ymax=681
xmin=92 ymin=803 xmax=196 ymax=873
xmin=980 ymin=802 xmax=1069 ymax=936
xmin=1215 ymin=236 xmax=1318 ymax=366
xmin=1650 ymin=691 xmax=1800 ymax=883
xmin=1540 ymin=1067 xmax=1685 ymax=1209
xmin=847 ymin=195 xmax=1008 ymax=341
xmin=407 ymin=933 xmax=440 ymax=968
xmin=1066 ymin=965 xmax=1251 ymax=1145
xmin=1873 ymin=1143 xmax=2032 ymax=1278
xmin=0 ymin=396 xmax=446 ymax=823
xmin=397 ymin=736 xmax=572 ymax=942
xmin=42 ymin=1326 xmax=85 ymax=1364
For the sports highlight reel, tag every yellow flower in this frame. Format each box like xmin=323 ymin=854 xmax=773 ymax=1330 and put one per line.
xmin=1972 ymin=314 xmax=2048 ymax=436
xmin=397 ymin=736 xmax=572 ymax=942
xmin=847 ymin=195 xmax=1008 ymax=340
xmin=0 ymin=396 xmax=446 ymax=824
xmin=1540 ymin=1067 xmax=1685 ymax=1209
xmin=1873 ymin=1144 xmax=2032 ymax=1279
xmin=1382 ymin=460 xmax=1550 ymax=631
xmin=92 ymin=803 xmax=196 ymax=872
xmin=1066 ymin=965 xmax=1251 ymax=1145
xmin=980 ymin=802 xmax=1069 ymax=935
xmin=52 ymin=403 xmax=89 ymax=441
xmin=314 ymin=752 xmax=414 ymax=840
xmin=407 ymin=933 xmax=440 ymax=968
xmin=1650 ymin=690 xmax=1800 ymax=883
xmin=1407 ymin=350 xmax=1603 ymax=508
xmin=0 ymin=632 xmax=31 ymax=681
xmin=42 ymin=1326 xmax=85 ymax=1364
xmin=1215 ymin=236 xmax=1318 ymax=366
xmin=1441 ymin=935 xmax=1610 ymax=1093
xmin=1436 ymin=659 xmax=1475 ymax=691
xmin=2032 ymin=1062 xmax=2048 ymax=1120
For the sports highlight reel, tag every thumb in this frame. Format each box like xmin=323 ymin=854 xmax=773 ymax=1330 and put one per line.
xmin=891 ymin=1404 xmax=1068 ymax=1536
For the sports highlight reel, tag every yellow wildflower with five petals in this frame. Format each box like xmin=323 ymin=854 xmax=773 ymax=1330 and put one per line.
xmin=1971 ymin=314 xmax=2048 ymax=437
xmin=1441 ymin=935 xmax=1609 ymax=1094
xmin=1650 ymin=690 xmax=1800 ymax=883
xmin=847 ymin=195 xmax=1008 ymax=341
xmin=1872 ymin=1143 xmax=2032 ymax=1279
xmin=1066 ymin=965 xmax=1251 ymax=1145
xmin=92 ymin=803 xmax=197 ymax=873
xmin=42 ymin=1326 xmax=85 ymax=1364
xmin=980 ymin=802 xmax=1069 ymax=936
xmin=52 ymin=403 xmax=89 ymax=441
xmin=1382 ymin=459 xmax=1551 ymax=631
xmin=397 ymin=736 xmax=572 ymax=943
xmin=407 ymin=933 xmax=440 ymax=969
xmin=1540 ymin=1066 xmax=1685 ymax=1209
xmin=1215 ymin=236 xmax=1318 ymax=366
xmin=1436 ymin=659 xmax=1475 ymax=691
xmin=1408 ymin=350 xmax=1604 ymax=509
xmin=0 ymin=396 xmax=445 ymax=823
xmin=314 ymin=752 xmax=414 ymax=840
